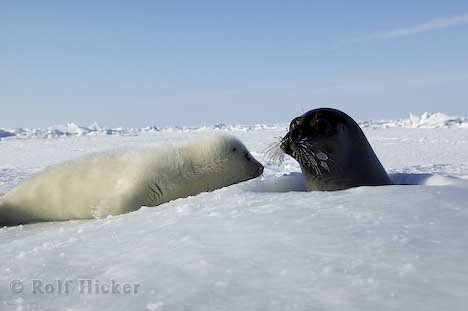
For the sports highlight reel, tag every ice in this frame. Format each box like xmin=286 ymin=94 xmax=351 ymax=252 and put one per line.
xmin=1 ymin=118 xmax=468 ymax=310
xmin=0 ymin=130 xmax=15 ymax=139
xmin=359 ymin=112 xmax=468 ymax=128
xmin=2 ymin=112 xmax=468 ymax=141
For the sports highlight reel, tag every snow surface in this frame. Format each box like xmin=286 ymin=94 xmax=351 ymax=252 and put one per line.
xmin=1 ymin=116 xmax=468 ymax=310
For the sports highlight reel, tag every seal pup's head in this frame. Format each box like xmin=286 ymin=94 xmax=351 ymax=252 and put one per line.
xmin=183 ymin=134 xmax=264 ymax=188
xmin=278 ymin=108 xmax=392 ymax=191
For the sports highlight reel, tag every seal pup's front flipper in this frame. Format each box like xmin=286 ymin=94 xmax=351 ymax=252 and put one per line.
xmin=0 ymin=198 xmax=15 ymax=226
xmin=0 ymin=198 xmax=4 ymax=225
xmin=0 ymin=197 xmax=38 ymax=226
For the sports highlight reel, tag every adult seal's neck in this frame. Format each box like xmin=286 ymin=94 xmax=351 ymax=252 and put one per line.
xmin=302 ymin=137 xmax=391 ymax=191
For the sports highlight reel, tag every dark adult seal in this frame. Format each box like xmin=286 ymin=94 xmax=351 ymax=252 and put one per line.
xmin=279 ymin=108 xmax=393 ymax=191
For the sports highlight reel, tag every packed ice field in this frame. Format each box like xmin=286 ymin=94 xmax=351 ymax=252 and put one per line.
xmin=1 ymin=112 xmax=468 ymax=311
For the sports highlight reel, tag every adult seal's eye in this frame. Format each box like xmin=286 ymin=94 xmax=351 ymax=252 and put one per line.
xmin=290 ymin=117 xmax=302 ymax=131
xmin=315 ymin=118 xmax=332 ymax=135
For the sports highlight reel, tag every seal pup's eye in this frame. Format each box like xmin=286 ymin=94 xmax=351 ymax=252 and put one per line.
xmin=232 ymin=147 xmax=237 ymax=152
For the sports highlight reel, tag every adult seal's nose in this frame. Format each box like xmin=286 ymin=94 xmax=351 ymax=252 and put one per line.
xmin=280 ymin=136 xmax=292 ymax=155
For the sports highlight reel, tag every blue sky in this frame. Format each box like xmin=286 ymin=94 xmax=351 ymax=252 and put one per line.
xmin=2 ymin=1 xmax=468 ymax=128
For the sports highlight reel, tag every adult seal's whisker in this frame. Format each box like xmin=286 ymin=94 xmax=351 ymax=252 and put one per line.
xmin=264 ymin=137 xmax=286 ymax=165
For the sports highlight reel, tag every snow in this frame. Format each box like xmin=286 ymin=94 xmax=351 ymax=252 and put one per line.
xmin=1 ymin=116 xmax=468 ymax=310
xmin=0 ymin=130 xmax=15 ymax=139
xmin=2 ymin=112 xmax=468 ymax=141
xmin=359 ymin=112 xmax=468 ymax=128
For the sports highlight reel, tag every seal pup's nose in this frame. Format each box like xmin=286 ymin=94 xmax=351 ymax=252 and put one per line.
xmin=253 ymin=163 xmax=264 ymax=177
xmin=258 ymin=164 xmax=264 ymax=175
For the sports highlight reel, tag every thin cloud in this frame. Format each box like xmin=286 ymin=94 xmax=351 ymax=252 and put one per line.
xmin=336 ymin=14 xmax=468 ymax=47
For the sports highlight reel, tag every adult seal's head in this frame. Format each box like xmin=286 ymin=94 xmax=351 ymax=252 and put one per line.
xmin=280 ymin=108 xmax=393 ymax=191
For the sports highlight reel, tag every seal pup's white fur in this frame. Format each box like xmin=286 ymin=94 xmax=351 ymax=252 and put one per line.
xmin=0 ymin=135 xmax=263 ymax=225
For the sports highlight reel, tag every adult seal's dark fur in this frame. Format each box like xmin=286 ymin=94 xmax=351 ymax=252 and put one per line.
xmin=280 ymin=108 xmax=393 ymax=191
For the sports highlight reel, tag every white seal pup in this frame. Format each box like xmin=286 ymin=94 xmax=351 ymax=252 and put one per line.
xmin=0 ymin=135 xmax=263 ymax=225
xmin=276 ymin=108 xmax=392 ymax=191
